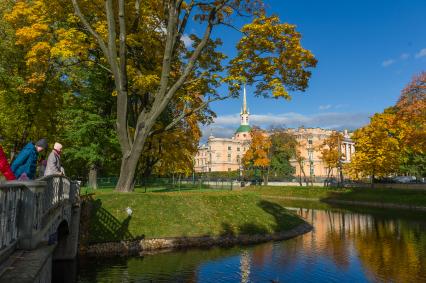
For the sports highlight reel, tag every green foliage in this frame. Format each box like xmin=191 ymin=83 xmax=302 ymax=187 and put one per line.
xmin=269 ymin=131 xmax=297 ymax=178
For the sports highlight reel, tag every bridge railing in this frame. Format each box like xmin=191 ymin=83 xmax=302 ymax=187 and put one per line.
xmin=0 ymin=183 xmax=24 ymax=260
xmin=0 ymin=175 xmax=80 ymax=260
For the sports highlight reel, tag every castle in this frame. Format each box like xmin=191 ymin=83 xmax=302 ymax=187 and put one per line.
xmin=194 ymin=87 xmax=355 ymax=178
xmin=194 ymin=86 xmax=251 ymax=173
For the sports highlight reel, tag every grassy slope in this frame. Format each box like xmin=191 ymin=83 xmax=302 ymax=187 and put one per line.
xmin=246 ymin=186 xmax=426 ymax=207
xmin=84 ymin=190 xmax=304 ymax=243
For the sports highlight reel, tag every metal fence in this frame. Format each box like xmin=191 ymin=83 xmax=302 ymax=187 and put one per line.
xmin=91 ymin=176 xmax=236 ymax=191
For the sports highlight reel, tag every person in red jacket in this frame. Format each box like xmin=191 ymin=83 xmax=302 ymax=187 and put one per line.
xmin=0 ymin=137 xmax=16 ymax=180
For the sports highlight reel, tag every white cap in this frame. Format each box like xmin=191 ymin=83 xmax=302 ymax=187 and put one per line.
xmin=54 ymin=142 xmax=63 ymax=151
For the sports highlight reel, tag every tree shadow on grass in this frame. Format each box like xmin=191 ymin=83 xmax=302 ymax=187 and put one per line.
xmin=257 ymin=200 xmax=303 ymax=232
xmin=218 ymin=200 xmax=301 ymax=237
xmin=81 ymin=195 xmax=137 ymax=244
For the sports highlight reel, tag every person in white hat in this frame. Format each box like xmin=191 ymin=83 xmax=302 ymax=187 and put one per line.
xmin=44 ymin=142 xmax=63 ymax=176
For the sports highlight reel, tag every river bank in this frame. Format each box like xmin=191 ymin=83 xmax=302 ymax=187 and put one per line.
xmin=246 ymin=186 xmax=426 ymax=210
xmin=79 ymin=190 xmax=310 ymax=256
xmin=72 ymin=201 xmax=426 ymax=283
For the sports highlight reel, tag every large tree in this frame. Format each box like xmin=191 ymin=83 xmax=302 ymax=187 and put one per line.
xmin=395 ymin=72 xmax=426 ymax=177
xmin=0 ymin=1 xmax=64 ymax=158
xmin=268 ymin=130 xmax=297 ymax=179
xmin=319 ymin=131 xmax=344 ymax=179
xmin=346 ymin=111 xmax=400 ymax=183
xmin=242 ymin=127 xmax=271 ymax=185
xmin=347 ymin=72 xmax=426 ymax=181
xmin=7 ymin=0 xmax=317 ymax=191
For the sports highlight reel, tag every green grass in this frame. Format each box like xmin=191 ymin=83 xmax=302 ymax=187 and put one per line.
xmin=83 ymin=190 xmax=304 ymax=243
xmin=245 ymin=186 xmax=345 ymax=199
xmin=245 ymin=186 xmax=426 ymax=207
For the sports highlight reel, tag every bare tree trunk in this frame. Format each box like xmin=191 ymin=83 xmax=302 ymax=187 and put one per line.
xmin=116 ymin=153 xmax=140 ymax=192
xmin=88 ymin=165 xmax=98 ymax=189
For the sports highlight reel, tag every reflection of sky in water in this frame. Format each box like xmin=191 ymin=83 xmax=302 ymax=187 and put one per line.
xmin=75 ymin=205 xmax=426 ymax=283
xmin=195 ymin=240 xmax=369 ymax=283
xmin=197 ymin=255 xmax=242 ymax=282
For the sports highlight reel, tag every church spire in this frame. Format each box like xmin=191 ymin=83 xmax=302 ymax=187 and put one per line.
xmin=240 ymin=84 xmax=249 ymax=126
xmin=243 ymin=84 xmax=247 ymax=114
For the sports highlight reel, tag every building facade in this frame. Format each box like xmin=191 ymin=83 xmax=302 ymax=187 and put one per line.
xmin=287 ymin=127 xmax=355 ymax=179
xmin=194 ymin=88 xmax=355 ymax=178
xmin=194 ymin=87 xmax=251 ymax=173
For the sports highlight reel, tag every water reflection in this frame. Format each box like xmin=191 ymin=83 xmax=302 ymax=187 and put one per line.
xmin=74 ymin=204 xmax=426 ymax=283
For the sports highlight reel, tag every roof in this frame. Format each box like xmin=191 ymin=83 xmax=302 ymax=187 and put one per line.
xmin=236 ymin=125 xmax=251 ymax=133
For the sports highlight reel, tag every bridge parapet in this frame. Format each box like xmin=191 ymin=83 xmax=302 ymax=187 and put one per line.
xmin=0 ymin=176 xmax=80 ymax=262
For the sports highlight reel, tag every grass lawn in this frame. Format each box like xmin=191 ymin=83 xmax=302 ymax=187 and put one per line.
xmin=246 ymin=186 xmax=426 ymax=207
xmin=82 ymin=189 xmax=304 ymax=243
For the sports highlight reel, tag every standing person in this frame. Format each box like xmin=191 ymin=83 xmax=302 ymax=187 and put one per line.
xmin=11 ymin=139 xmax=48 ymax=180
xmin=45 ymin=142 xmax=63 ymax=176
xmin=0 ymin=136 xmax=15 ymax=180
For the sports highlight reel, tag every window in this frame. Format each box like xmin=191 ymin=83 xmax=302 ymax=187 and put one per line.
xmin=308 ymin=139 xmax=313 ymax=145
xmin=237 ymin=147 xmax=240 ymax=151
xmin=228 ymin=146 xmax=232 ymax=150
xmin=228 ymin=168 xmax=231 ymax=172
xmin=209 ymin=168 xmax=211 ymax=172
xmin=243 ymin=134 xmax=246 ymax=137
xmin=228 ymin=154 xmax=231 ymax=162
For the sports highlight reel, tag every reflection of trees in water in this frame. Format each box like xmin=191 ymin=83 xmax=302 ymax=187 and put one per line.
xmin=355 ymin=220 xmax=426 ymax=283
xmin=251 ymin=242 xmax=273 ymax=267
xmin=294 ymin=208 xmax=426 ymax=283
xmin=79 ymin=247 xmax=242 ymax=282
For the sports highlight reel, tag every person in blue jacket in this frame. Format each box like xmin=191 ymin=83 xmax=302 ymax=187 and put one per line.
xmin=11 ymin=139 xmax=48 ymax=180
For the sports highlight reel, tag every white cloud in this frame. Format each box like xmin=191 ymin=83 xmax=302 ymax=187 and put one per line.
xmin=334 ymin=104 xmax=347 ymax=109
xmin=319 ymin=104 xmax=332 ymax=110
xmin=382 ymin=59 xmax=395 ymax=67
xmin=400 ymin=53 xmax=410 ymax=60
xmin=415 ymin=48 xmax=426 ymax=58
xmin=181 ymin=34 xmax=194 ymax=48
xmin=200 ymin=112 xmax=371 ymax=142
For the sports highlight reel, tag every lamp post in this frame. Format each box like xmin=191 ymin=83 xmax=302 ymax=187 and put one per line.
xmin=337 ymin=133 xmax=344 ymax=187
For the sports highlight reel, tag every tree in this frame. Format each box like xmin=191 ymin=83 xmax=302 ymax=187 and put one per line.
xmin=242 ymin=128 xmax=271 ymax=185
xmin=268 ymin=130 xmax=297 ymax=179
xmin=8 ymin=0 xmax=317 ymax=191
xmin=71 ymin=0 xmax=316 ymax=192
xmin=346 ymin=112 xmax=400 ymax=184
xmin=346 ymin=72 xmax=426 ymax=181
xmin=395 ymin=72 xmax=426 ymax=177
xmin=59 ymin=65 xmax=120 ymax=187
xmin=294 ymin=141 xmax=309 ymax=186
xmin=0 ymin=1 xmax=64 ymax=157
xmin=319 ymin=132 xmax=344 ymax=179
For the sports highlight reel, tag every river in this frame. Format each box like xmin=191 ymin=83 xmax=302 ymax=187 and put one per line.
xmin=55 ymin=200 xmax=426 ymax=282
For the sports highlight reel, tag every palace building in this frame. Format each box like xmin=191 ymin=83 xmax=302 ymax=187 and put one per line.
xmin=194 ymin=87 xmax=251 ymax=173
xmin=194 ymin=88 xmax=355 ymax=178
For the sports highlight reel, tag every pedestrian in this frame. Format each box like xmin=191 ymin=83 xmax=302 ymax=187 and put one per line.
xmin=11 ymin=138 xmax=48 ymax=180
xmin=0 ymin=136 xmax=16 ymax=181
xmin=44 ymin=142 xmax=63 ymax=176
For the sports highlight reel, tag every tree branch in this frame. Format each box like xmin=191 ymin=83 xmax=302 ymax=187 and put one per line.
xmin=71 ymin=0 xmax=110 ymax=65
xmin=150 ymin=94 xmax=232 ymax=136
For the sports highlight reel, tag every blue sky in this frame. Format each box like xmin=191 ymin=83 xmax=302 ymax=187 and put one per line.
xmin=193 ymin=0 xmax=426 ymax=139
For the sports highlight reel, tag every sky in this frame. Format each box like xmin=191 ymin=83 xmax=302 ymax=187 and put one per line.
xmin=192 ymin=0 xmax=426 ymax=141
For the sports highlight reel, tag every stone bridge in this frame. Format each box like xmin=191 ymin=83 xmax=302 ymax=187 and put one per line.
xmin=0 ymin=175 xmax=80 ymax=283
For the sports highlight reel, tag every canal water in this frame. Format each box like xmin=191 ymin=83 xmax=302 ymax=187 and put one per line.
xmin=59 ymin=200 xmax=426 ymax=282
